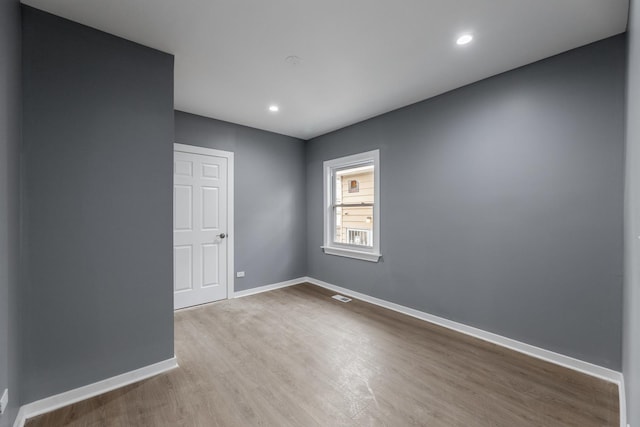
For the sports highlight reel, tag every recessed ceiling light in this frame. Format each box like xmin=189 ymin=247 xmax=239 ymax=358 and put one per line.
xmin=456 ymin=34 xmax=473 ymax=45
xmin=269 ymin=105 xmax=279 ymax=112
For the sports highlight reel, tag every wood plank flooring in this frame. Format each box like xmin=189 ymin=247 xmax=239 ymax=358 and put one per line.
xmin=27 ymin=284 xmax=619 ymax=426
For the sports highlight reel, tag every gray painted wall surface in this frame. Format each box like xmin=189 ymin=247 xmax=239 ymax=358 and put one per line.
xmin=624 ymin=0 xmax=640 ymax=423
xmin=306 ymin=36 xmax=626 ymax=370
xmin=175 ymin=111 xmax=307 ymax=292
xmin=0 ymin=0 xmax=21 ymax=425
xmin=21 ymin=7 xmax=175 ymax=402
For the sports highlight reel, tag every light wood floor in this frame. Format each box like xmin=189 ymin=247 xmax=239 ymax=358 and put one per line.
xmin=27 ymin=284 xmax=619 ymax=426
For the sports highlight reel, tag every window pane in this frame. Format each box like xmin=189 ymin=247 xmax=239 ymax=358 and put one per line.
xmin=334 ymin=205 xmax=374 ymax=247
xmin=335 ymin=164 xmax=374 ymax=205
xmin=333 ymin=163 xmax=374 ymax=247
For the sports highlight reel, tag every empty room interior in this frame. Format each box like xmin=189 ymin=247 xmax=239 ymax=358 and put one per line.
xmin=2 ymin=0 xmax=640 ymax=426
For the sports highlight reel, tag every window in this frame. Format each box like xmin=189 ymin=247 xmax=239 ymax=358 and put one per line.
xmin=322 ymin=150 xmax=381 ymax=262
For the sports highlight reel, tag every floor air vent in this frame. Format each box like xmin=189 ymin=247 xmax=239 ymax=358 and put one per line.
xmin=331 ymin=294 xmax=352 ymax=303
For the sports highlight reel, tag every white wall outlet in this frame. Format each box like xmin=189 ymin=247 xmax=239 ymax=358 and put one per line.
xmin=0 ymin=388 xmax=8 ymax=414
xmin=236 ymin=271 xmax=245 ymax=278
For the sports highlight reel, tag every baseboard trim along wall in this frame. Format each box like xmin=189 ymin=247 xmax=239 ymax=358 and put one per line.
xmin=12 ymin=278 xmax=626 ymax=427
xmin=619 ymin=376 xmax=627 ymax=427
xmin=300 ymin=276 xmax=627 ymax=427
xmin=232 ymin=276 xmax=623 ymax=380
xmin=233 ymin=277 xmax=307 ymax=298
xmin=12 ymin=357 xmax=179 ymax=427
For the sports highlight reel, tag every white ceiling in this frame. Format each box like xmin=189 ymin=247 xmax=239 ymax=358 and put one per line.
xmin=21 ymin=0 xmax=629 ymax=140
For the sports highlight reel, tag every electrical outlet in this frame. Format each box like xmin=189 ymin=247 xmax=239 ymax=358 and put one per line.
xmin=0 ymin=389 xmax=8 ymax=414
xmin=236 ymin=271 xmax=245 ymax=278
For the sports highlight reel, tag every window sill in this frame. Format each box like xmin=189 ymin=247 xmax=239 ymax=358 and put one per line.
xmin=321 ymin=246 xmax=381 ymax=263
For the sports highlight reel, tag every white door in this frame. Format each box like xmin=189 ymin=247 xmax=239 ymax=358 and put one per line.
xmin=173 ymin=147 xmax=231 ymax=309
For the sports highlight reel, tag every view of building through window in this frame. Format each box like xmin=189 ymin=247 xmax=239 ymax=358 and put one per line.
xmin=334 ymin=164 xmax=374 ymax=247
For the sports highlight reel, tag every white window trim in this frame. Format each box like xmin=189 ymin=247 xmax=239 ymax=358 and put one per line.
xmin=322 ymin=149 xmax=381 ymax=262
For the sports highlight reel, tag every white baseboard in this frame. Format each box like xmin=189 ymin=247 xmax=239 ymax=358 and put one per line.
xmin=619 ymin=376 xmax=627 ymax=427
xmin=11 ymin=278 xmax=627 ymax=427
xmin=233 ymin=277 xmax=305 ymax=298
xmin=303 ymin=276 xmax=627 ymax=427
xmin=13 ymin=357 xmax=178 ymax=427
xmin=304 ymin=276 xmax=621 ymax=383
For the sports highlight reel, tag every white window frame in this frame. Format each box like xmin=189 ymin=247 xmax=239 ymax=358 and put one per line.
xmin=322 ymin=149 xmax=381 ymax=262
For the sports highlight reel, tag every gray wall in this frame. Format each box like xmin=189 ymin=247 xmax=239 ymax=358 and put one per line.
xmin=0 ymin=0 xmax=21 ymax=425
xmin=624 ymin=0 xmax=640 ymax=423
xmin=175 ymin=111 xmax=307 ymax=292
xmin=21 ymin=7 xmax=175 ymax=402
xmin=306 ymin=35 xmax=626 ymax=370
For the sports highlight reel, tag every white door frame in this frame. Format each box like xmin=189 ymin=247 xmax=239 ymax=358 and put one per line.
xmin=174 ymin=142 xmax=234 ymax=300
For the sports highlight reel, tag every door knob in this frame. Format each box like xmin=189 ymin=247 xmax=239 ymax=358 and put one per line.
xmin=218 ymin=233 xmax=226 ymax=239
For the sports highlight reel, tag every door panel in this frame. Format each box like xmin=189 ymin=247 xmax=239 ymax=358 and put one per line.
xmin=174 ymin=185 xmax=192 ymax=230
xmin=202 ymin=163 xmax=219 ymax=179
xmin=201 ymin=187 xmax=219 ymax=229
xmin=202 ymin=244 xmax=219 ymax=286
xmin=174 ymin=150 xmax=228 ymax=309
xmin=174 ymin=245 xmax=193 ymax=291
